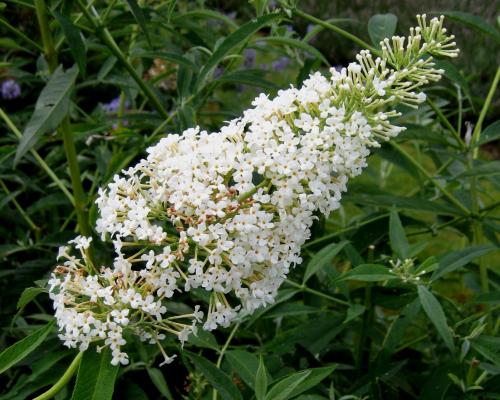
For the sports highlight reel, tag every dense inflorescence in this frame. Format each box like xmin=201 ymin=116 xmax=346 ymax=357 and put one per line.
xmin=49 ymin=15 xmax=458 ymax=365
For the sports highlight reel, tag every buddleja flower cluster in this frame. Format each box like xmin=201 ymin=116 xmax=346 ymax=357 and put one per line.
xmin=49 ymin=15 xmax=458 ymax=366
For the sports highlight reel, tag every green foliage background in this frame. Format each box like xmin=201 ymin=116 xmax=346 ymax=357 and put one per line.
xmin=0 ymin=0 xmax=499 ymax=399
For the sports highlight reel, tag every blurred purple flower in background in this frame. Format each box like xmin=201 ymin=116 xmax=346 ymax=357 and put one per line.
xmin=102 ymin=96 xmax=129 ymax=113
xmin=112 ymin=120 xmax=129 ymax=130
xmin=307 ymin=24 xmax=318 ymax=43
xmin=1 ymin=79 xmax=21 ymax=100
xmin=214 ymin=66 xmax=224 ymax=79
xmin=244 ymin=49 xmax=256 ymax=68
xmin=272 ymin=56 xmax=291 ymax=71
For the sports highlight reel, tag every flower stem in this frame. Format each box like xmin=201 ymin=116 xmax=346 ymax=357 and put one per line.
xmin=0 ymin=178 xmax=40 ymax=232
xmin=34 ymin=0 xmax=91 ymax=237
xmin=467 ymin=67 xmax=499 ymax=330
xmin=427 ymin=98 xmax=464 ymax=150
xmin=34 ymin=0 xmax=57 ymax=71
xmin=213 ymin=323 xmax=240 ymax=400
xmin=0 ymin=17 xmax=43 ymax=52
xmin=282 ymin=2 xmax=379 ymax=55
xmin=60 ymin=118 xmax=92 ymax=237
xmin=32 ymin=352 xmax=83 ymax=400
xmin=471 ymin=66 xmax=500 ymax=157
xmin=285 ymin=279 xmax=350 ymax=306
xmin=390 ymin=142 xmax=471 ymax=216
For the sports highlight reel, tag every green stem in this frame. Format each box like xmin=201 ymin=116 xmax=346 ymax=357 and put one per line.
xmin=427 ymin=98 xmax=464 ymax=150
xmin=34 ymin=0 xmax=57 ymax=71
xmin=285 ymin=279 xmax=350 ymax=306
xmin=75 ymin=0 xmax=169 ymax=119
xmin=146 ymin=110 xmax=177 ymax=144
xmin=55 ymin=0 xmax=94 ymax=51
xmin=213 ymin=323 xmax=240 ymax=400
xmin=356 ymin=284 xmax=373 ymax=375
xmin=471 ymin=66 xmax=500 ymax=157
xmin=237 ymin=179 xmax=270 ymax=202
xmin=456 ymin=84 xmax=463 ymax=138
xmin=0 ymin=107 xmax=75 ymax=205
xmin=34 ymin=0 xmax=91 ymax=237
xmin=0 ymin=17 xmax=43 ymax=51
xmin=283 ymin=3 xmax=379 ymax=55
xmin=0 ymin=178 xmax=40 ymax=231
xmin=33 ymin=352 xmax=83 ymax=400
xmin=468 ymin=67 xmax=499 ymax=329
xmin=60 ymin=118 xmax=92 ymax=236
xmin=390 ymin=142 xmax=471 ymax=216
xmin=407 ymin=157 xmax=455 ymax=197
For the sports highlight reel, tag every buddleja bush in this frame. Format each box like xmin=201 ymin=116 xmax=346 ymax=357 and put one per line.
xmin=0 ymin=1 xmax=499 ymax=399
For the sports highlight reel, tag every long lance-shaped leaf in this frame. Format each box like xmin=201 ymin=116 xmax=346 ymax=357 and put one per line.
xmin=418 ymin=285 xmax=455 ymax=352
xmin=254 ymin=36 xmax=329 ymax=65
xmin=196 ymin=12 xmax=282 ymax=90
xmin=53 ymin=12 xmax=87 ymax=76
xmin=124 ymin=0 xmax=151 ymax=46
xmin=71 ymin=348 xmax=119 ymax=400
xmin=14 ymin=65 xmax=78 ymax=164
xmin=0 ymin=320 xmax=55 ymax=374
xmin=186 ymin=351 xmax=243 ymax=400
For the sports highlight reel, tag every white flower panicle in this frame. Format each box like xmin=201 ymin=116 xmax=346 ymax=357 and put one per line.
xmin=49 ymin=239 xmax=202 ymax=365
xmin=49 ymin=15 xmax=458 ymax=365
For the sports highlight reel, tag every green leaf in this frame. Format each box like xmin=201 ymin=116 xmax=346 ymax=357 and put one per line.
xmin=15 ymin=65 xmax=78 ymax=164
xmin=17 ymin=287 xmax=47 ymax=309
xmin=471 ymin=341 xmax=500 ymax=366
xmin=247 ymin=288 xmax=299 ymax=324
xmin=343 ymin=304 xmax=366 ymax=324
xmin=124 ymin=0 xmax=151 ymax=45
xmin=414 ymin=256 xmax=438 ymax=276
xmin=433 ymin=60 xmax=472 ymax=103
xmin=147 ymin=368 xmax=174 ymax=400
xmin=71 ymin=348 xmax=119 ymax=400
xmin=264 ymin=303 xmax=321 ymax=319
xmin=53 ymin=12 xmax=87 ymax=76
xmin=186 ymin=351 xmax=242 ymax=400
xmin=287 ymin=366 xmax=336 ymax=398
xmin=171 ymin=9 xmax=239 ymax=30
xmin=473 ymin=291 xmax=500 ymax=304
xmin=303 ymin=241 xmax=348 ymax=284
xmin=226 ymin=350 xmax=260 ymax=389
xmin=380 ymin=299 xmax=420 ymax=357
xmin=339 ymin=264 xmax=398 ymax=282
xmin=255 ymin=36 xmax=329 ymax=65
xmin=196 ymin=13 xmax=281 ymax=90
xmin=441 ymin=11 xmax=500 ymax=44
xmin=476 ymin=120 xmax=500 ymax=146
xmin=187 ymin=330 xmax=219 ymax=351
xmin=255 ymin=356 xmax=268 ymax=400
xmin=265 ymin=366 xmax=336 ymax=400
xmin=456 ymin=161 xmax=500 ymax=178
xmin=417 ymin=285 xmax=455 ymax=352
xmin=431 ymin=245 xmax=496 ymax=281
xmin=0 ymin=321 xmax=54 ymax=374
xmin=389 ymin=207 xmax=409 ymax=259
xmin=368 ymin=14 xmax=398 ymax=47
xmin=345 ymin=193 xmax=462 ymax=216
xmin=264 ymin=370 xmax=311 ymax=400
